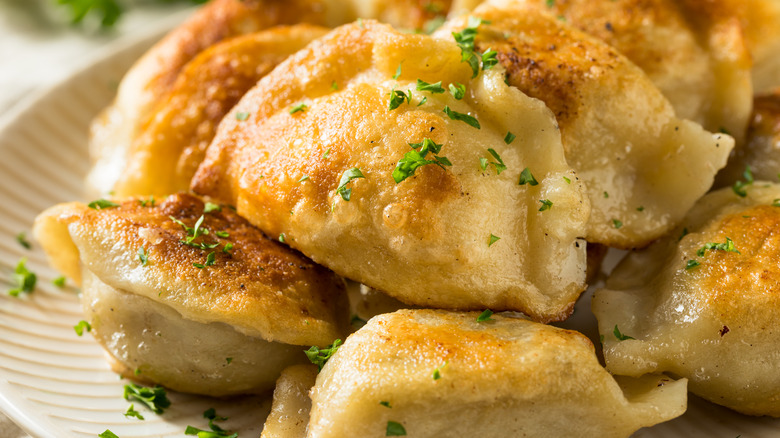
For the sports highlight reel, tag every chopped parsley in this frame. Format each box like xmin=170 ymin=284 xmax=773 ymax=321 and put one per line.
xmin=380 ymin=400 xmax=392 ymax=408
xmin=773 ymin=199 xmax=780 ymax=207
xmin=235 ymin=111 xmax=250 ymax=121
xmin=386 ymin=420 xmax=407 ymax=436
xmin=15 ymin=232 xmax=31 ymax=250
xmin=613 ymin=325 xmax=634 ymax=341
xmin=637 ymin=206 xmax=645 ymax=212
xmin=452 ymin=16 xmax=490 ymax=77
xmin=73 ymin=320 xmax=91 ymax=336
xmin=732 ymin=165 xmax=754 ymax=197
xmin=279 ymin=233 xmax=286 ymax=243
xmin=298 ymin=175 xmax=310 ymax=183
xmin=685 ymin=259 xmax=701 ymax=270
xmin=193 ymin=252 xmax=216 ymax=269
xmin=322 ymin=148 xmax=331 ymax=159
xmin=305 ymin=339 xmax=342 ymax=371
xmin=330 ymin=81 xmax=339 ymax=90
xmin=603 ymin=191 xmax=609 ymax=199
xmin=504 ymin=131 xmax=516 ymax=144
xmin=392 ymin=138 xmax=451 ymax=184
xmin=226 ymin=357 xmax=233 ymax=364
xmin=678 ymin=227 xmax=689 ymax=241
xmin=417 ymin=96 xmax=428 ymax=106
xmin=87 ymin=199 xmax=120 ymax=210
xmin=222 ymin=242 xmax=234 ymax=254
xmin=8 ymin=258 xmax=36 ymax=297
xmin=138 ymin=247 xmax=149 ymax=266
xmin=139 ymin=196 xmax=155 ymax=207
xmin=289 ymin=103 xmax=308 ymax=114
xmin=123 ymin=383 xmax=171 ymax=414
xmin=481 ymin=48 xmax=498 ymax=70
xmin=448 ymin=82 xmax=466 ymax=100
xmin=186 ymin=408 xmax=235 ymax=437
xmin=488 ymin=234 xmax=500 ymax=247
xmin=388 ymin=88 xmax=413 ymax=110
xmin=98 ymin=431 xmax=119 ymax=438
xmin=416 ymin=79 xmax=445 ymax=94
xmin=538 ymin=199 xmax=553 ymax=211
xmin=696 ymin=238 xmax=740 ymax=257
xmin=52 ymin=276 xmax=66 ymax=288
xmin=546 ymin=0 xmax=555 ymax=7
xmin=393 ymin=62 xmax=404 ymax=80
xmin=204 ymin=202 xmax=221 ymax=213
xmin=563 ymin=176 xmax=571 ymax=184
xmin=518 ymin=167 xmax=538 ymax=186
xmin=612 ymin=219 xmax=623 ymax=229
xmin=477 ymin=309 xmax=494 ymax=322
xmin=443 ymin=105 xmax=480 ymax=129
xmin=479 ymin=148 xmax=506 ymax=174
xmin=432 ymin=363 xmax=446 ymax=380
xmin=336 ymin=168 xmax=366 ymax=201
xmin=124 ymin=404 xmax=144 ymax=420
xmin=215 ymin=231 xmax=230 ymax=238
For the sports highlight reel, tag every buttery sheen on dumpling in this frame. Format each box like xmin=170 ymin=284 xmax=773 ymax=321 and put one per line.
xmin=482 ymin=0 xmax=753 ymax=142
xmin=99 ymin=25 xmax=328 ymax=198
xmin=304 ymin=309 xmax=687 ymax=438
xmin=435 ymin=2 xmax=734 ymax=248
xmin=191 ymin=20 xmax=590 ymax=322
xmin=593 ymin=183 xmax=780 ymax=416
xmin=261 ymin=364 xmax=319 ymax=438
xmin=33 ymin=193 xmax=348 ymax=396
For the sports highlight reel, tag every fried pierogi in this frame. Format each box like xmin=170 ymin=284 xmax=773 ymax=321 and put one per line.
xmin=593 ymin=183 xmax=780 ymax=416
xmin=33 ymin=193 xmax=348 ymax=396
xmin=483 ymin=0 xmax=752 ymax=142
xmin=305 ymin=310 xmax=687 ymax=438
xmin=436 ymin=3 xmax=733 ymax=248
xmin=261 ymin=364 xmax=319 ymax=438
xmin=102 ymin=25 xmax=328 ymax=198
xmin=192 ymin=21 xmax=590 ymax=322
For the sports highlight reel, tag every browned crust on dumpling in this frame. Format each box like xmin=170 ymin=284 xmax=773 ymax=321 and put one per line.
xmin=113 ymin=25 xmax=329 ymax=197
xmin=35 ymin=193 xmax=348 ymax=346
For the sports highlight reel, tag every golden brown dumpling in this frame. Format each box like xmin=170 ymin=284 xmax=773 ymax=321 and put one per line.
xmin=98 ymin=25 xmax=328 ymax=198
xmin=192 ymin=21 xmax=590 ymax=322
xmin=481 ymin=0 xmax=753 ymax=143
xmin=261 ymin=364 xmax=319 ymax=438
xmin=305 ymin=309 xmax=687 ymax=438
xmin=593 ymin=183 xmax=780 ymax=416
xmin=33 ymin=193 xmax=348 ymax=396
xmin=436 ymin=2 xmax=734 ymax=248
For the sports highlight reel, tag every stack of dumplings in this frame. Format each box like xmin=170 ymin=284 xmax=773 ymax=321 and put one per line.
xmin=30 ymin=0 xmax=780 ymax=436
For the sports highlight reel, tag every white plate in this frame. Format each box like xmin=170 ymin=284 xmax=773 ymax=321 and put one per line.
xmin=0 ymin=14 xmax=777 ymax=438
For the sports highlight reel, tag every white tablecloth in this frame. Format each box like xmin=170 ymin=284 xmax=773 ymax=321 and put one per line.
xmin=0 ymin=1 xmax=194 ymax=435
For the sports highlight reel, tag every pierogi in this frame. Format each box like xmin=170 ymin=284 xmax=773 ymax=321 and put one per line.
xmin=304 ymin=310 xmax=687 ymax=438
xmin=33 ymin=193 xmax=348 ymax=396
xmin=191 ymin=21 xmax=590 ymax=322
xmin=593 ymin=184 xmax=780 ymax=416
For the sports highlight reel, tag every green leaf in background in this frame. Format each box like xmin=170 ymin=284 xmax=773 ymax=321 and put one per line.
xmin=55 ymin=0 xmax=210 ymax=28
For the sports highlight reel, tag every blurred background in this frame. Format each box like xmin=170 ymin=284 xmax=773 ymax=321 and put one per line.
xmin=0 ymin=1 xmax=200 ymax=435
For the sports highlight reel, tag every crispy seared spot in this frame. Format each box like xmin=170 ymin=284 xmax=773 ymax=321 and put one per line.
xmin=696 ymin=205 xmax=780 ymax=319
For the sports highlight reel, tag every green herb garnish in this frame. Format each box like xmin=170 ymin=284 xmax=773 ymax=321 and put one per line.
xmin=518 ymin=168 xmax=538 ymax=186
xmin=88 ymin=199 xmax=120 ymax=210
xmin=443 ymin=106 xmax=480 ymax=129
xmin=336 ymin=168 xmax=365 ymax=201
xmin=696 ymin=237 xmax=740 ymax=257
xmin=732 ymin=165 xmax=754 ymax=197
xmin=15 ymin=232 xmax=31 ymax=250
xmin=393 ymin=62 xmax=404 ymax=80
xmin=305 ymin=339 xmax=342 ymax=371
xmin=235 ymin=112 xmax=250 ymax=121
xmin=448 ymin=83 xmax=466 ymax=100
xmin=685 ymin=259 xmax=701 ymax=270
xmin=98 ymin=430 xmax=119 ymax=438
xmin=479 ymin=148 xmax=505 ymax=174
xmin=52 ymin=276 xmax=66 ymax=288
xmin=73 ymin=320 xmax=91 ymax=336
xmin=392 ymin=139 xmax=451 ymax=183
xmin=476 ymin=309 xmax=494 ymax=322
xmin=415 ymin=79 xmax=446 ymax=94
xmin=504 ymin=131 xmax=516 ymax=144
xmin=138 ymin=247 xmax=148 ymax=266
xmin=8 ymin=258 xmax=36 ymax=297
xmin=539 ymin=199 xmax=553 ymax=211
xmin=386 ymin=420 xmax=407 ymax=436
xmin=488 ymin=234 xmax=500 ymax=247
xmin=612 ymin=219 xmax=623 ymax=229
xmin=380 ymin=400 xmax=392 ymax=408
xmin=124 ymin=404 xmax=144 ymax=420
xmin=204 ymin=202 xmax=221 ymax=213
xmin=388 ymin=88 xmax=413 ymax=110
xmin=123 ymin=383 xmax=171 ymax=414
xmin=613 ymin=325 xmax=634 ymax=341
